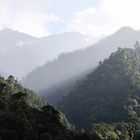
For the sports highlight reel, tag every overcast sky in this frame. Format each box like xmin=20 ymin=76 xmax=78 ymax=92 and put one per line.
xmin=0 ymin=0 xmax=140 ymax=37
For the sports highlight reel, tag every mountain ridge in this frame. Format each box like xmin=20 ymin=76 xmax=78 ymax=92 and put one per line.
xmin=22 ymin=27 xmax=140 ymax=103
xmin=0 ymin=28 xmax=87 ymax=78
xmin=58 ymin=47 xmax=140 ymax=129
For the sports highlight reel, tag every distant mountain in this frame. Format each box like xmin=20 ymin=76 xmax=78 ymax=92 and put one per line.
xmin=22 ymin=27 xmax=140 ymax=101
xmin=0 ymin=28 xmax=37 ymax=44
xmin=0 ymin=28 xmax=87 ymax=78
xmin=58 ymin=47 xmax=140 ymax=129
xmin=0 ymin=28 xmax=37 ymax=78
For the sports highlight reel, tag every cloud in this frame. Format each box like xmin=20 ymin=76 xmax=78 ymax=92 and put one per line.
xmin=47 ymin=14 xmax=61 ymax=22
xmin=65 ymin=0 xmax=140 ymax=37
xmin=65 ymin=6 xmax=114 ymax=37
xmin=1 ymin=0 xmax=140 ymax=37
xmin=0 ymin=0 xmax=61 ymax=37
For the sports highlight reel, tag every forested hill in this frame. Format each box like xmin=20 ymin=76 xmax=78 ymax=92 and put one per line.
xmin=2 ymin=54 xmax=140 ymax=139
xmin=22 ymin=27 xmax=140 ymax=93
xmin=58 ymin=47 xmax=140 ymax=129
xmin=0 ymin=75 xmax=77 ymax=140
xmin=0 ymin=75 xmax=46 ymax=109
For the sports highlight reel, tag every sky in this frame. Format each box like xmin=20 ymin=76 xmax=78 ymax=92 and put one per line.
xmin=0 ymin=0 xmax=140 ymax=38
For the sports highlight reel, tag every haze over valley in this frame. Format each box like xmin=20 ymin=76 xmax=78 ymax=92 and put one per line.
xmin=1 ymin=0 xmax=140 ymax=140
xmin=0 ymin=28 xmax=91 ymax=78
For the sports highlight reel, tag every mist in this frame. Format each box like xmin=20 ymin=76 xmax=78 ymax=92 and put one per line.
xmin=22 ymin=27 xmax=140 ymax=93
xmin=0 ymin=28 xmax=89 ymax=78
xmin=1 ymin=1 xmax=140 ymax=139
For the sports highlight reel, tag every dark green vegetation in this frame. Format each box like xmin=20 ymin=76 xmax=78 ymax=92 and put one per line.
xmin=3 ymin=43 xmax=140 ymax=140
xmin=0 ymin=75 xmax=46 ymax=109
xmin=0 ymin=72 xmax=136 ymax=140
xmin=57 ymin=45 xmax=140 ymax=139
xmin=0 ymin=76 xmax=77 ymax=140
xmin=3 ymin=75 xmax=129 ymax=140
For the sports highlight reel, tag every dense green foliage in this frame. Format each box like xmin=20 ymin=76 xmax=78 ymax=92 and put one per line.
xmin=0 ymin=75 xmax=134 ymax=140
xmin=0 ymin=75 xmax=46 ymax=109
xmin=0 ymin=76 xmax=78 ymax=140
xmin=3 ymin=46 xmax=140 ymax=140
xmin=59 ymin=47 xmax=140 ymax=132
xmin=88 ymin=122 xmax=132 ymax=140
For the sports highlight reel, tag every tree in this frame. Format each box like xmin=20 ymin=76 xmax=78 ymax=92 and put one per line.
xmin=134 ymin=41 xmax=140 ymax=54
xmin=7 ymin=75 xmax=15 ymax=83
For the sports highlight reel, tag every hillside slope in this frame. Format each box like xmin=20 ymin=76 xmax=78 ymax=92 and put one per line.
xmin=0 ymin=75 xmax=77 ymax=140
xmin=22 ymin=27 xmax=140 ymax=97
xmin=0 ymin=75 xmax=46 ymax=109
xmin=0 ymin=28 xmax=87 ymax=78
xmin=58 ymin=47 xmax=140 ymax=129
